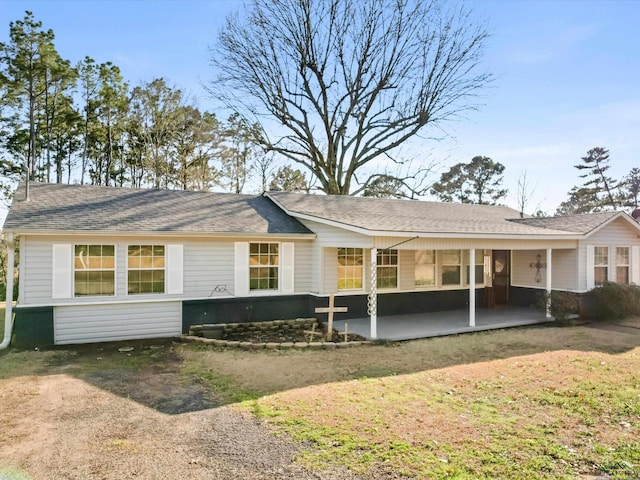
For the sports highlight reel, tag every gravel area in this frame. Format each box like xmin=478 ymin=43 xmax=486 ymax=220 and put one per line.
xmin=0 ymin=372 xmax=387 ymax=479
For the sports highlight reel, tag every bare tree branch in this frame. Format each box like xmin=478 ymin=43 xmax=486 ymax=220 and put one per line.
xmin=210 ymin=0 xmax=491 ymax=195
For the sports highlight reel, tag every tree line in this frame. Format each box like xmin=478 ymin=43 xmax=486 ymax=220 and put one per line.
xmin=1 ymin=7 xmax=637 ymax=217
xmin=0 ymin=12 xmax=309 ymax=201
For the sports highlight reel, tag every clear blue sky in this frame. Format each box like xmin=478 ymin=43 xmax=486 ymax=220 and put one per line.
xmin=1 ymin=0 xmax=638 ymax=214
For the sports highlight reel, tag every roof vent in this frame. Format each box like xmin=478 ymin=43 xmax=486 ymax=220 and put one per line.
xmin=632 ymin=208 xmax=640 ymax=222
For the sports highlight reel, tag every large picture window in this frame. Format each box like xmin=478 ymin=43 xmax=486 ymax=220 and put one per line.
xmin=616 ymin=247 xmax=630 ymax=284
xmin=74 ymin=244 xmax=115 ymax=296
xmin=594 ymin=246 xmax=608 ymax=286
xmin=338 ymin=248 xmax=363 ymax=290
xmin=128 ymin=245 xmax=165 ymax=294
xmin=415 ymin=250 xmax=436 ymax=287
xmin=377 ymin=249 xmax=398 ymax=288
xmin=442 ymin=250 xmax=462 ymax=286
xmin=250 ymin=243 xmax=279 ymax=290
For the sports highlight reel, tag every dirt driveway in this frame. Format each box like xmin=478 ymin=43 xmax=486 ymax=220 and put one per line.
xmin=0 ymin=342 xmax=366 ymax=480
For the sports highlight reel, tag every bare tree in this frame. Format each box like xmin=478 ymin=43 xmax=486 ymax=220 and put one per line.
xmin=211 ymin=0 xmax=491 ymax=196
xmin=515 ymin=170 xmax=537 ymax=218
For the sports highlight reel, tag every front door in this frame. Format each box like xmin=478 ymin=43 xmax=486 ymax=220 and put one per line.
xmin=492 ymin=250 xmax=510 ymax=305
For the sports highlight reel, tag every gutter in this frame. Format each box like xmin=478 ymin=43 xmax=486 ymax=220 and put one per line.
xmin=1 ymin=233 xmax=15 ymax=350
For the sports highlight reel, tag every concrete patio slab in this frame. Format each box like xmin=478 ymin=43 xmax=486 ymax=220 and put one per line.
xmin=333 ymin=307 xmax=552 ymax=341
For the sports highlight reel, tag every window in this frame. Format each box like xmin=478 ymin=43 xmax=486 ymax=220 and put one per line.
xmin=465 ymin=249 xmax=485 ymax=284
xmin=616 ymin=247 xmax=630 ymax=284
xmin=74 ymin=244 xmax=115 ymax=296
xmin=249 ymin=243 xmax=279 ymax=290
xmin=128 ymin=245 xmax=165 ymax=294
xmin=338 ymin=248 xmax=363 ymax=290
xmin=377 ymin=249 xmax=398 ymax=288
xmin=415 ymin=250 xmax=436 ymax=287
xmin=594 ymin=246 xmax=608 ymax=286
xmin=442 ymin=250 xmax=461 ymax=285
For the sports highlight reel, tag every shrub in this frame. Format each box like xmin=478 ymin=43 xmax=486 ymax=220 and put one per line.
xmin=539 ymin=290 xmax=580 ymax=322
xmin=589 ymin=282 xmax=640 ymax=321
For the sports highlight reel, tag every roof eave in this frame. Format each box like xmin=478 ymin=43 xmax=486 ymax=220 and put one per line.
xmin=3 ymin=228 xmax=316 ymax=240
xmin=266 ymin=209 xmax=582 ymax=240
xmin=582 ymin=211 xmax=640 ymax=237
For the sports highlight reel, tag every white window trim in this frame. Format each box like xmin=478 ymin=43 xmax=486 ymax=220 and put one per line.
xmin=615 ymin=246 xmax=630 ymax=285
xmin=376 ymin=249 xmax=399 ymax=291
xmin=441 ymin=249 xmax=463 ymax=287
xmin=72 ymin=244 xmax=117 ymax=298
xmin=126 ymin=244 xmax=166 ymax=296
xmin=248 ymin=242 xmax=281 ymax=293
xmin=414 ymin=250 xmax=437 ymax=289
xmin=236 ymin=241 xmax=295 ymax=296
xmin=337 ymin=247 xmax=365 ymax=292
xmin=593 ymin=245 xmax=609 ymax=286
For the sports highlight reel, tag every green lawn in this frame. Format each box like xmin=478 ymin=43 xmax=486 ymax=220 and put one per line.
xmin=235 ymin=326 xmax=640 ymax=479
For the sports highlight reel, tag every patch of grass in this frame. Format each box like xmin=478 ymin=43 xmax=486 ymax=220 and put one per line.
xmin=182 ymin=359 xmax=261 ymax=404
xmin=0 ymin=464 xmax=33 ymax=480
xmin=248 ymin=342 xmax=640 ymax=479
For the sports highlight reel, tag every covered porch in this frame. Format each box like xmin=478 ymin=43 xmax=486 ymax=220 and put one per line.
xmin=334 ymin=306 xmax=552 ymax=341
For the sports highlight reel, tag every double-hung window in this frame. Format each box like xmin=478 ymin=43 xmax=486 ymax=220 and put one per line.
xmin=616 ymin=247 xmax=630 ymax=284
xmin=442 ymin=250 xmax=462 ymax=285
xmin=249 ymin=243 xmax=279 ymax=290
xmin=74 ymin=245 xmax=115 ymax=296
xmin=128 ymin=245 xmax=165 ymax=294
xmin=377 ymin=249 xmax=398 ymax=289
xmin=338 ymin=248 xmax=364 ymax=290
xmin=594 ymin=246 xmax=608 ymax=286
xmin=415 ymin=250 xmax=436 ymax=287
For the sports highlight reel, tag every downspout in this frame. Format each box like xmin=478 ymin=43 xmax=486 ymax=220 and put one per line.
xmin=1 ymin=233 xmax=15 ymax=350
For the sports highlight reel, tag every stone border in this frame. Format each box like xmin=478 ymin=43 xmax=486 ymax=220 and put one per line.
xmin=183 ymin=317 xmax=371 ymax=350
xmin=179 ymin=335 xmax=371 ymax=350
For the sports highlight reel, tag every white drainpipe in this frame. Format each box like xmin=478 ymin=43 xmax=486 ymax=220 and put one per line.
xmin=1 ymin=233 xmax=15 ymax=350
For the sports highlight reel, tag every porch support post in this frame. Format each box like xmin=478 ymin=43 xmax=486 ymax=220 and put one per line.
xmin=546 ymin=248 xmax=552 ymax=318
xmin=368 ymin=248 xmax=378 ymax=339
xmin=469 ymin=248 xmax=476 ymax=327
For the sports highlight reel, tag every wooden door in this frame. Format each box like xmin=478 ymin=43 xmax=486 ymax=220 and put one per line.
xmin=492 ymin=250 xmax=510 ymax=305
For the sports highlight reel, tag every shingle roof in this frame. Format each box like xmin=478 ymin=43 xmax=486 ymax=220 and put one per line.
xmin=266 ymin=191 xmax=624 ymax=237
xmin=510 ymin=211 xmax=621 ymax=234
xmin=3 ymin=182 xmax=313 ymax=235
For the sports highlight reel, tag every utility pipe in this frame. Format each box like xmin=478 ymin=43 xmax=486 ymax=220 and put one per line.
xmin=1 ymin=233 xmax=15 ymax=350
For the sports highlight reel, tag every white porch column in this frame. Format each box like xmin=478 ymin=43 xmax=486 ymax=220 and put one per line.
xmin=469 ymin=248 xmax=476 ymax=327
xmin=1 ymin=234 xmax=15 ymax=350
xmin=546 ymin=248 xmax=552 ymax=318
xmin=368 ymin=248 xmax=378 ymax=339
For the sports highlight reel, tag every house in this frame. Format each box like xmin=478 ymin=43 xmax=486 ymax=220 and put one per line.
xmin=2 ymin=182 xmax=640 ymax=347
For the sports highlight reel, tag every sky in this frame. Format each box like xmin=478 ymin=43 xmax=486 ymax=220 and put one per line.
xmin=1 ymin=0 xmax=639 ymax=215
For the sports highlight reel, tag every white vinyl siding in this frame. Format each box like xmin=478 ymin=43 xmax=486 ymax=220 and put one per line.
xmin=511 ymin=249 xmax=578 ymax=291
xmin=579 ymin=217 xmax=640 ymax=291
xmin=54 ymin=301 xmax=181 ymax=344
xmin=298 ymin=219 xmax=372 ymax=295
